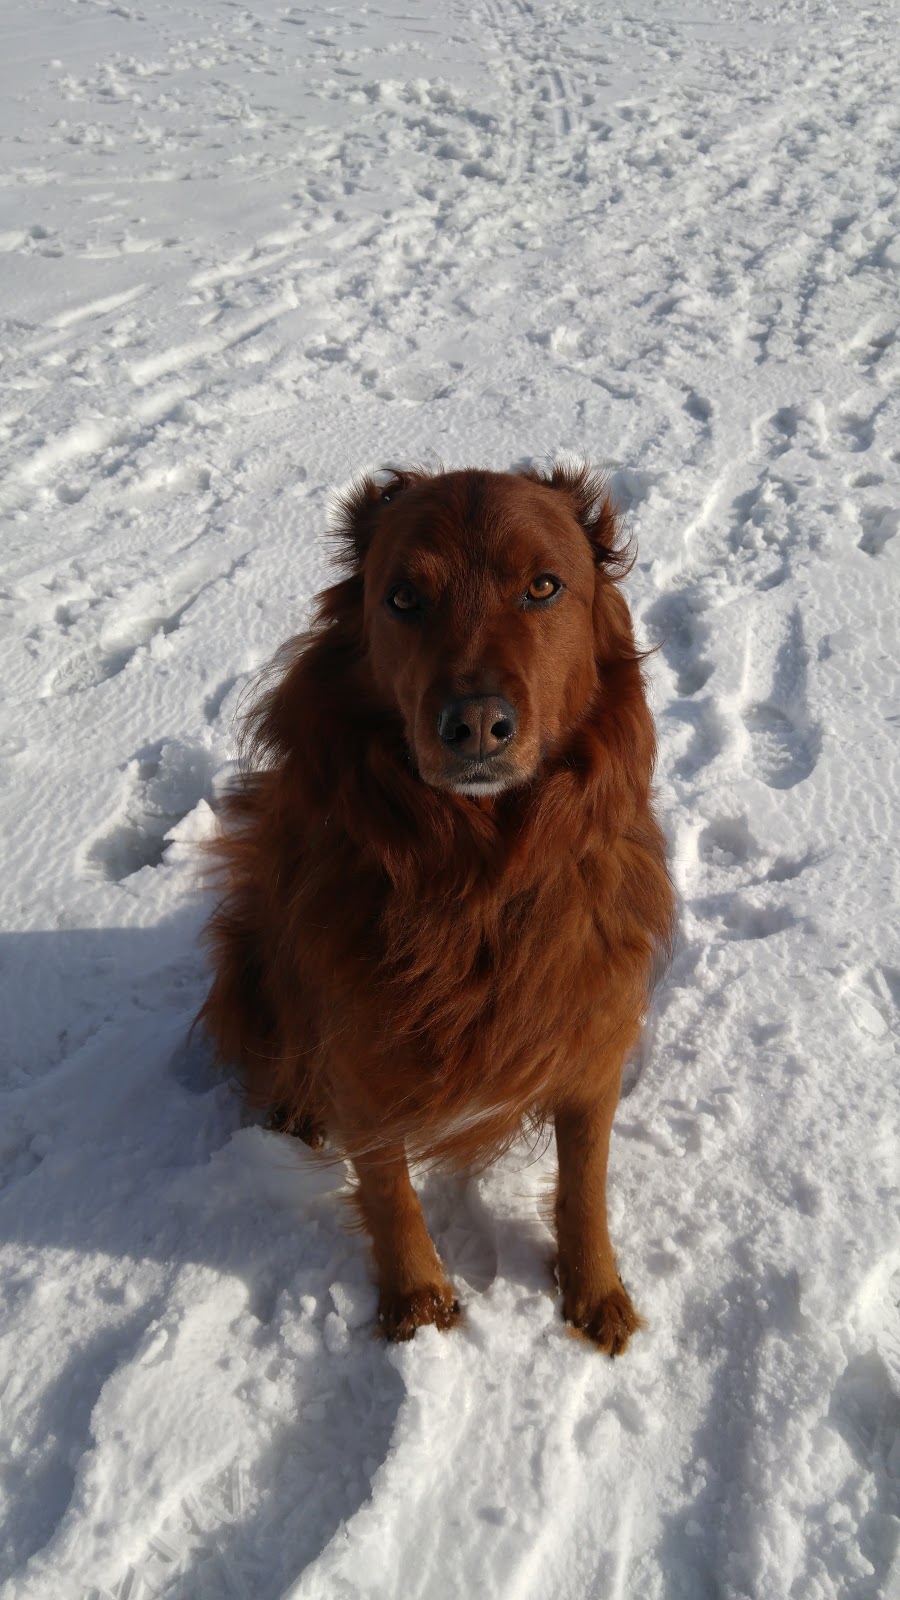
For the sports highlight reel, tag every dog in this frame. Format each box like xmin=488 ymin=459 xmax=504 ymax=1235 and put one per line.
xmin=198 ymin=460 xmax=674 ymax=1355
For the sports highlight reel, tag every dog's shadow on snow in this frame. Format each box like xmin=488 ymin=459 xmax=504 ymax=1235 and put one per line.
xmin=1 ymin=920 xmax=555 ymax=1597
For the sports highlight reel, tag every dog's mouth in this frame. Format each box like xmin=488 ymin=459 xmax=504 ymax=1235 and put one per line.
xmin=419 ymin=758 xmax=525 ymax=798
xmin=452 ymin=772 xmax=515 ymax=797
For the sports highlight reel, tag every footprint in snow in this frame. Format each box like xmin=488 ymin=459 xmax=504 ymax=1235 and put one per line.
xmin=697 ymin=815 xmax=758 ymax=869
xmin=86 ymin=739 xmax=215 ymax=883
xmin=720 ymin=900 xmax=797 ymax=941
xmin=698 ymin=817 xmax=815 ymax=885
xmin=742 ymin=701 xmax=819 ymax=790
xmin=682 ymin=388 xmax=713 ymax=432
xmin=763 ymin=405 xmax=800 ymax=457
xmin=841 ymin=967 xmax=897 ymax=1040
xmin=674 ymin=700 xmax=726 ymax=781
xmin=644 ymin=589 xmax=714 ymax=698
xmin=849 ymin=321 xmax=897 ymax=371
xmin=742 ymin=608 xmax=821 ymax=789
xmin=825 ymin=1256 xmax=900 ymax=1596
xmin=838 ymin=406 xmax=877 ymax=454
xmin=857 ymin=505 xmax=898 ymax=557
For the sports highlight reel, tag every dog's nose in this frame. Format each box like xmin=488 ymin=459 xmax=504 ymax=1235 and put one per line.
xmin=437 ymin=695 xmax=518 ymax=759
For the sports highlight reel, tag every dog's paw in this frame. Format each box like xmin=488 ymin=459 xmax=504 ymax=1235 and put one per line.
xmin=562 ymin=1280 xmax=644 ymax=1357
xmin=266 ymin=1105 xmax=327 ymax=1148
xmin=377 ymin=1283 xmax=461 ymax=1342
xmin=295 ymin=1116 xmax=327 ymax=1150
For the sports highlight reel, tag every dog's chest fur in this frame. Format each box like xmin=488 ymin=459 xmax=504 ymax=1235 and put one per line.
xmin=293 ymin=828 xmax=644 ymax=1153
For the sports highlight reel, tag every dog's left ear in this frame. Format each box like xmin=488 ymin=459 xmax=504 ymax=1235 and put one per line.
xmin=331 ymin=468 xmax=427 ymax=567
xmin=525 ymin=458 xmax=631 ymax=574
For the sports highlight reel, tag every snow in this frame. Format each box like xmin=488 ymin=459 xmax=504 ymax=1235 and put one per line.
xmin=1 ymin=0 xmax=899 ymax=1594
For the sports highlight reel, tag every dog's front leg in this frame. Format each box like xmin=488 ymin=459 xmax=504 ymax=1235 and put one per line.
xmin=554 ymin=1083 xmax=643 ymax=1356
xmin=352 ymin=1145 xmax=460 ymax=1341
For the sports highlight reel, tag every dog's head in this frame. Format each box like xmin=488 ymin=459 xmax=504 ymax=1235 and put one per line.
xmin=333 ymin=462 xmax=635 ymax=797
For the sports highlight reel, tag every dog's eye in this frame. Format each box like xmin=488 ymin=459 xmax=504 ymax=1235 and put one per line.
xmin=386 ymin=583 xmax=421 ymax=614
xmin=526 ymin=574 xmax=562 ymax=602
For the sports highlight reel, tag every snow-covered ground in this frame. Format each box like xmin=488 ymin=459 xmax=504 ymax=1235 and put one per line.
xmin=2 ymin=0 xmax=899 ymax=1594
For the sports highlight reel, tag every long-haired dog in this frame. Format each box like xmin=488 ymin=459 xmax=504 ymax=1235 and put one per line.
xmin=199 ymin=461 xmax=674 ymax=1354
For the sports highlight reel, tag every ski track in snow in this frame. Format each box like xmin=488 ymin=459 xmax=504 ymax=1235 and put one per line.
xmin=1 ymin=0 xmax=899 ymax=1596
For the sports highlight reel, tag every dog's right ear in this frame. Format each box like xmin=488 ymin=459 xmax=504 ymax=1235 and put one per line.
xmin=331 ymin=468 xmax=427 ymax=568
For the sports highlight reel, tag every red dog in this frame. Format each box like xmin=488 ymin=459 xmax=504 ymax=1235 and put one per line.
xmin=199 ymin=462 xmax=673 ymax=1354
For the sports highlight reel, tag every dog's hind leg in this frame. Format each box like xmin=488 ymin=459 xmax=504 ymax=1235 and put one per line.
xmin=351 ymin=1145 xmax=460 ymax=1341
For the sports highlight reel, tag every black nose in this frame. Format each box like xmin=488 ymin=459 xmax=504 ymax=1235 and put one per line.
xmin=437 ymin=695 xmax=518 ymax=760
